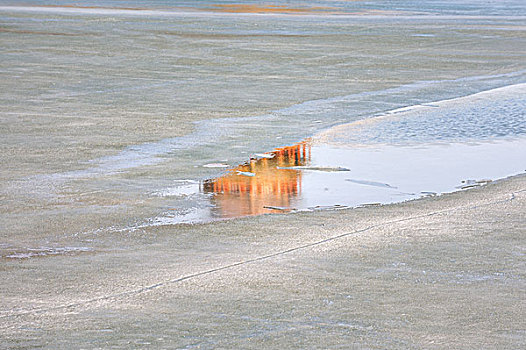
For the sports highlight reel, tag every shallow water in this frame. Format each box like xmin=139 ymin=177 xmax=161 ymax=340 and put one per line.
xmin=1 ymin=0 xmax=526 ymax=253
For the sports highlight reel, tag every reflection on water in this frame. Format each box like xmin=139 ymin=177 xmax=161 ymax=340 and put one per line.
xmin=207 ymin=4 xmax=339 ymax=14
xmin=202 ymin=141 xmax=311 ymax=218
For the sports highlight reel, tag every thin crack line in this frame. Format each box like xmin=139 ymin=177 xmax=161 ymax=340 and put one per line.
xmin=1 ymin=188 xmax=524 ymax=320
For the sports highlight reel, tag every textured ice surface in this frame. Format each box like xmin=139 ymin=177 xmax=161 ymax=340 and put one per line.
xmin=316 ymin=83 xmax=526 ymax=146
xmin=1 ymin=0 xmax=525 ymax=240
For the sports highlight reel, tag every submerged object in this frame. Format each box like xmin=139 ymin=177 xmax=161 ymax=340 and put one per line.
xmin=203 ymin=163 xmax=229 ymax=168
xmin=420 ymin=191 xmax=437 ymax=197
xmin=345 ymin=179 xmax=397 ymax=189
xmin=456 ymin=179 xmax=492 ymax=189
xmin=307 ymin=204 xmax=350 ymax=211
xmin=252 ymin=153 xmax=275 ymax=159
xmin=236 ymin=170 xmax=256 ymax=177
xmin=263 ymin=206 xmax=295 ymax=211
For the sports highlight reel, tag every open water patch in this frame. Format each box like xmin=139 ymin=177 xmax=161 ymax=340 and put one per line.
xmin=136 ymin=82 xmax=526 ymax=225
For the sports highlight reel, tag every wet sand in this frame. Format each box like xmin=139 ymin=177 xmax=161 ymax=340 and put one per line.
xmin=1 ymin=174 xmax=525 ymax=348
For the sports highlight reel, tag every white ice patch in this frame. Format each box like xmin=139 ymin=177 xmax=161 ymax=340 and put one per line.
xmin=5 ymin=246 xmax=93 ymax=259
xmin=153 ymin=180 xmax=201 ymax=197
xmin=203 ymin=163 xmax=230 ymax=168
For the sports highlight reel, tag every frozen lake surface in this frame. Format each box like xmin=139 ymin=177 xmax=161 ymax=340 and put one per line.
xmin=0 ymin=0 xmax=525 ymax=244
xmin=1 ymin=1 xmax=526 ymax=349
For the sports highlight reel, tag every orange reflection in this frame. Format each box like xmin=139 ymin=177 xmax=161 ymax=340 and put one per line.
xmin=202 ymin=140 xmax=311 ymax=218
xmin=207 ymin=4 xmax=338 ymax=14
